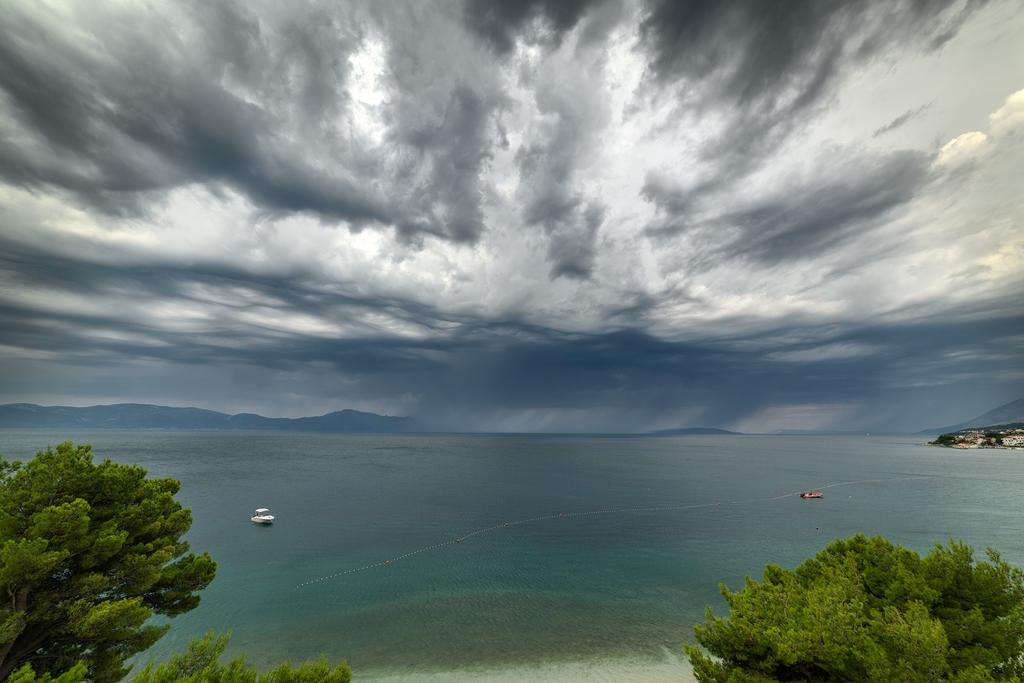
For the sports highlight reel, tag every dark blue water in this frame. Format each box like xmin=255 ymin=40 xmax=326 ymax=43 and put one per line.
xmin=1 ymin=432 xmax=1021 ymax=680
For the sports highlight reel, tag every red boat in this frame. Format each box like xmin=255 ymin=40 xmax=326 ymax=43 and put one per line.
xmin=800 ymin=491 xmax=824 ymax=499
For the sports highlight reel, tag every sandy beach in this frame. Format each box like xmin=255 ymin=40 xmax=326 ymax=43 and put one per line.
xmin=360 ymin=652 xmax=696 ymax=683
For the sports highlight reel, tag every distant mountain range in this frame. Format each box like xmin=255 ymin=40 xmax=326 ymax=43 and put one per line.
xmin=943 ymin=422 xmax=1024 ymax=435
xmin=0 ymin=403 xmax=419 ymax=432
xmin=5 ymin=398 xmax=1021 ymax=435
xmin=917 ymin=397 xmax=1024 ymax=435
xmin=648 ymin=427 xmax=742 ymax=436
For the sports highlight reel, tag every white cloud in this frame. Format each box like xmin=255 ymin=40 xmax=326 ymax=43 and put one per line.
xmin=989 ymin=88 xmax=1024 ymax=137
xmin=937 ymin=130 xmax=990 ymax=166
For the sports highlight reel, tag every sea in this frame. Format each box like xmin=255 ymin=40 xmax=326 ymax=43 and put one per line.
xmin=1 ymin=431 xmax=1022 ymax=682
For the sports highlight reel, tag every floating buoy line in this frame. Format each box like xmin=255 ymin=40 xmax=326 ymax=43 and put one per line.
xmin=296 ymin=475 xmax=931 ymax=588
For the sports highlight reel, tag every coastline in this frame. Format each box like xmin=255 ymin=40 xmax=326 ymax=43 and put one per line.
xmin=928 ymin=443 xmax=1023 ymax=450
xmin=358 ymin=652 xmax=697 ymax=683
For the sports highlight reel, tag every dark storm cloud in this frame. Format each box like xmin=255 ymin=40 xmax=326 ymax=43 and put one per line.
xmin=457 ymin=0 xmax=624 ymax=272
xmin=640 ymin=173 xmax=697 ymax=238
xmin=638 ymin=0 xmax=981 ymax=91
xmin=1 ymin=226 xmax=1020 ymax=432
xmin=462 ymin=0 xmax=611 ymax=54
xmin=545 ymin=203 xmax=605 ymax=279
xmin=636 ymin=0 xmax=984 ymax=208
xmin=0 ymin=0 xmax=1019 ymax=432
xmin=873 ymin=103 xmax=933 ymax=138
xmin=0 ymin=232 xmax=462 ymax=354
xmin=396 ymin=86 xmax=491 ymax=242
xmin=515 ymin=47 xmax=610 ymax=279
xmin=644 ymin=150 xmax=931 ymax=265
xmin=378 ymin=0 xmax=505 ymax=244
xmin=517 ymin=123 xmax=607 ymax=277
xmin=714 ymin=151 xmax=930 ymax=264
xmin=0 ymin=2 xmax=393 ymax=223
xmin=0 ymin=1 xmax=393 ymax=223
xmin=0 ymin=1 xmax=510 ymax=243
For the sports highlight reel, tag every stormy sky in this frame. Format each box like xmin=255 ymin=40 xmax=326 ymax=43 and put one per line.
xmin=0 ymin=0 xmax=1021 ymax=432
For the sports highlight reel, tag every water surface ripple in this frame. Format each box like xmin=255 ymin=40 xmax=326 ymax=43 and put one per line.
xmin=1 ymin=431 xmax=1019 ymax=679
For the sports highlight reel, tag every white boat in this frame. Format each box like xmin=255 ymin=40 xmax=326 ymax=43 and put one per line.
xmin=251 ymin=507 xmax=275 ymax=524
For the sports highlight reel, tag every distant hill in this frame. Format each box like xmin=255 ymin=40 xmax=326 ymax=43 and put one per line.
xmin=0 ymin=403 xmax=419 ymax=432
xmin=917 ymin=397 xmax=1024 ymax=435
xmin=942 ymin=422 xmax=1024 ymax=435
xmin=648 ymin=427 xmax=742 ymax=436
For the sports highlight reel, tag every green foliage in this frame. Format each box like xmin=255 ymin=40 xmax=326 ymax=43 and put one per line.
xmin=133 ymin=631 xmax=352 ymax=683
xmin=933 ymin=433 xmax=958 ymax=445
xmin=7 ymin=662 xmax=87 ymax=683
xmin=0 ymin=442 xmax=216 ymax=682
xmin=687 ymin=535 xmax=1024 ymax=681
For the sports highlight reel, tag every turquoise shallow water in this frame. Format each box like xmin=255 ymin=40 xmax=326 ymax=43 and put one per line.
xmin=1 ymin=431 xmax=1022 ymax=679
